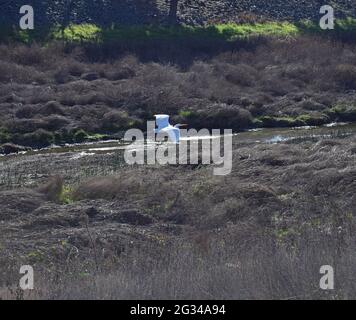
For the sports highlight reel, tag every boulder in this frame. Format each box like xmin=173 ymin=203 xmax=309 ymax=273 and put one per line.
xmin=0 ymin=143 xmax=30 ymax=155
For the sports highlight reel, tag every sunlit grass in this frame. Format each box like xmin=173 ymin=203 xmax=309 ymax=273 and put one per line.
xmin=213 ymin=22 xmax=299 ymax=39
xmin=59 ymin=185 xmax=74 ymax=204
xmin=0 ymin=18 xmax=356 ymax=43
xmin=3 ymin=18 xmax=355 ymax=44
xmin=53 ymin=23 xmax=102 ymax=42
xmin=53 ymin=22 xmax=299 ymax=43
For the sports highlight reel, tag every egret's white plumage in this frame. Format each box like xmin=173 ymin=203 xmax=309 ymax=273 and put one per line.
xmin=154 ymin=114 xmax=181 ymax=144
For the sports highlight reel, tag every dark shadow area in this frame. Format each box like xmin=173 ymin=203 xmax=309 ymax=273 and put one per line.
xmin=80 ymin=36 xmax=267 ymax=67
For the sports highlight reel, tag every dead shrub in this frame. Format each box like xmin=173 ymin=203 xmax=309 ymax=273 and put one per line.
xmin=139 ymin=62 xmax=180 ymax=85
xmin=66 ymin=60 xmax=86 ymax=77
xmin=8 ymin=118 xmax=50 ymax=134
xmin=73 ymin=175 xmax=143 ymax=201
xmin=260 ymin=76 xmax=292 ymax=96
xmin=12 ymin=44 xmax=45 ymax=66
xmin=282 ymin=63 xmax=314 ymax=83
xmin=27 ymin=88 xmax=54 ymax=104
xmin=105 ymin=67 xmax=135 ymax=81
xmin=38 ymin=101 xmax=65 ymax=116
xmin=0 ymin=190 xmax=45 ymax=218
xmin=334 ymin=64 xmax=356 ymax=89
xmin=190 ymin=104 xmax=252 ymax=130
xmin=104 ymin=59 xmax=137 ymax=80
xmin=54 ymin=68 xmax=72 ymax=84
xmin=36 ymin=175 xmax=64 ymax=202
xmin=209 ymin=198 xmax=250 ymax=226
xmin=0 ymin=61 xmax=13 ymax=83
xmin=0 ymin=61 xmax=43 ymax=84
xmin=58 ymin=91 xmax=77 ymax=106
xmin=75 ymin=92 xmax=106 ymax=105
xmin=102 ymin=110 xmax=132 ymax=132
xmin=15 ymin=106 xmax=36 ymax=119
xmin=223 ymin=63 xmax=258 ymax=86
xmin=20 ymin=129 xmax=55 ymax=148
xmin=44 ymin=115 xmax=70 ymax=131
xmin=210 ymin=182 xmax=279 ymax=206
xmin=297 ymin=99 xmax=326 ymax=111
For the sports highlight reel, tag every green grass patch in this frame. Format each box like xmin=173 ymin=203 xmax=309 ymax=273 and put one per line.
xmin=56 ymin=22 xmax=299 ymax=43
xmin=73 ymin=129 xmax=89 ymax=143
xmin=0 ymin=127 xmax=11 ymax=144
xmin=59 ymin=185 xmax=75 ymax=204
xmin=257 ymin=106 xmax=356 ymax=129
xmin=213 ymin=22 xmax=299 ymax=39
xmin=87 ymin=133 xmax=110 ymax=142
xmin=52 ymin=24 xmax=102 ymax=42
xmin=2 ymin=19 xmax=355 ymax=45
xmin=327 ymin=104 xmax=356 ymax=121
xmin=32 ymin=22 xmax=299 ymax=45
xmin=179 ymin=110 xmax=195 ymax=118
xmin=258 ymin=113 xmax=331 ymax=128
xmin=298 ymin=17 xmax=356 ymax=42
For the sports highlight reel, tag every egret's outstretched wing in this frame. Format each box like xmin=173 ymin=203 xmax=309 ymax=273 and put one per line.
xmin=167 ymin=127 xmax=180 ymax=144
xmin=159 ymin=126 xmax=180 ymax=144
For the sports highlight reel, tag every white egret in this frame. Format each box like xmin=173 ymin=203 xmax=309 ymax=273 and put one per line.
xmin=154 ymin=114 xmax=186 ymax=144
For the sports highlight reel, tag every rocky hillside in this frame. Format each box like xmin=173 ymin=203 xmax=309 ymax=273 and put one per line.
xmin=170 ymin=0 xmax=356 ymax=25
xmin=1 ymin=0 xmax=355 ymax=27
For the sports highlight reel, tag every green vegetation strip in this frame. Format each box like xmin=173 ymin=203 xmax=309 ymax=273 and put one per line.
xmin=3 ymin=18 xmax=355 ymax=44
xmin=256 ymin=105 xmax=356 ymax=128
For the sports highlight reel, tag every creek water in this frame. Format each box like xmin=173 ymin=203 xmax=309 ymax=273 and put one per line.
xmin=2 ymin=122 xmax=356 ymax=159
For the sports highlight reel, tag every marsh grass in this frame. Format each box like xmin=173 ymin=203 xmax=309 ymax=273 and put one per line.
xmin=1 ymin=224 xmax=355 ymax=300
xmin=0 ymin=134 xmax=355 ymax=299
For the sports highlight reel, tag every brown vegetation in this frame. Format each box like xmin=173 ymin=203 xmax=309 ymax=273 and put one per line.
xmin=0 ymin=132 xmax=355 ymax=299
xmin=1 ymin=36 xmax=356 ymax=150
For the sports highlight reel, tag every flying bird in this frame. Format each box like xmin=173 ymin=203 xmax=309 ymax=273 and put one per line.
xmin=154 ymin=114 xmax=186 ymax=144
